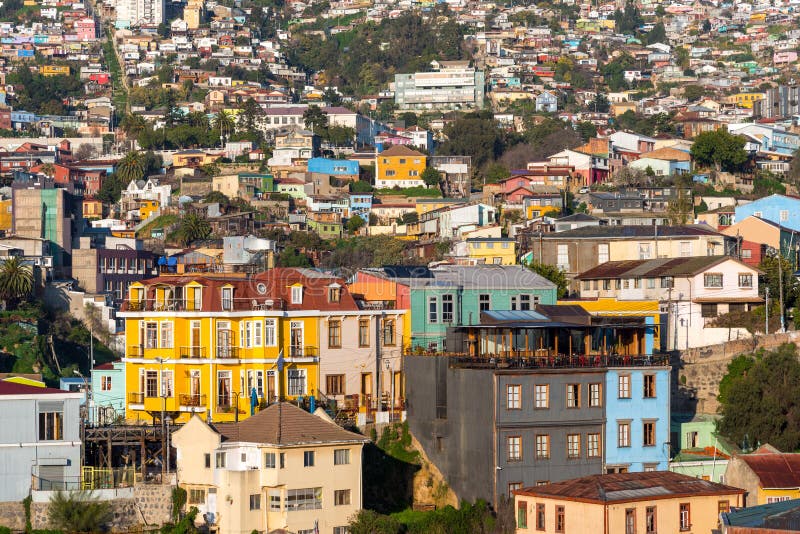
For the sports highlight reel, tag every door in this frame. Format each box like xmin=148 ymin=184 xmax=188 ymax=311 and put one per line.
xmin=206 ymin=488 xmax=217 ymax=525
xmin=216 ymin=321 xmax=230 ymax=358
xmin=266 ymin=371 xmax=276 ymax=403
xmin=361 ymin=373 xmax=372 ymax=408
xmin=290 ymin=321 xmax=304 ymax=356
xmin=190 ymin=321 xmax=201 ymax=357
xmin=189 ymin=370 xmax=201 ymax=406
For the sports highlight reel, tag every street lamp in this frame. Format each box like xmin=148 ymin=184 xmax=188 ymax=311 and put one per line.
xmin=155 ymin=357 xmax=167 ymax=478
xmin=384 ymin=359 xmax=393 ymax=423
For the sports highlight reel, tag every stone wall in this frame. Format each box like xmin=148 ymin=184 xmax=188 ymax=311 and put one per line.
xmin=673 ymin=331 xmax=800 ymax=414
xmin=0 ymin=501 xmax=25 ymax=531
xmin=133 ymin=481 xmax=174 ymax=526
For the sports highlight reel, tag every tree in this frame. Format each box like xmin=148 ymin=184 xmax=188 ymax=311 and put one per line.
xmin=48 ymin=491 xmax=112 ymax=533
xmin=0 ymin=257 xmax=33 ymax=310
xmin=116 ymin=151 xmax=145 ymax=184
xmin=346 ymin=216 xmax=366 ymax=234
xmin=175 ymin=213 xmax=211 ymax=245
xmin=421 ymin=167 xmax=442 ymax=188
xmin=96 ymin=175 xmax=125 ymax=204
xmin=303 ymin=104 xmax=328 ymax=135
xmin=278 ymin=246 xmax=312 ymax=267
xmin=646 ymin=22 xmax=666 ymax=44
xmin=666 ymin=177 xmax=693 ymax=225
xmin=526 ymin=261 xmax=569 ymax=299
xmin=591 ymin=93 xmax=610 ymax=113
xmin=39 ymin=163 xmax=55 ymax=178
xmin=690 ymin=130 xmax=748 ymax=172
xmin=717 ymin=344 xmax=800 ymax=451
xmin=759 ymin=253 xmax=799 ymax=317
xmin=74 ymin=143 xmax=97 ymax=160
xmin=483 ymin=162 xmax=510 ymax=184
xmin=438 ymin=111 xmax=508 ymax=170
xmin=683 ymin=85 xmax=705 ymax=102
xmin=212 ymin=110 xmax=235 ymax=145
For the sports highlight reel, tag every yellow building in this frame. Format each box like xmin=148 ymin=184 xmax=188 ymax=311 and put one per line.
xmin=375 ymin=145 xmax=427 ymax=189
xmin=121 ymin=269 xmax=405 ymax=424
xmin=514 ymin=471 xmax=744 ymax=534
xmin=465 ymin=237 xmax=517 ymax=265
xmin=138 ymin=199 xmax=159 ymax=220
xmin=40 ymin=65 xmax=70 ymax=77
xmin=730 ymin=92 xmax=765 ymax=109
xmin=172 ymin=150 xmax=222 ymax=168
xmin=172 ymin=405 xmax=368 ymax=534
xmin=0 ymin=198 xmax=11 ymax=233
xmin=560 ymin=298 xmax=662 ymax=353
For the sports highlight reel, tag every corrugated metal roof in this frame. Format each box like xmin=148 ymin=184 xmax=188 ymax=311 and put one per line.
xmin=482 ymin=310 xmax=550 ymax=322
xmin=740 ymin=453 xmax=800 ymax=489
xmin=723 ymin=498 xmax=800 ymax=527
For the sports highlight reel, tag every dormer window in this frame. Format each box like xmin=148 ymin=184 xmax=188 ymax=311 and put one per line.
xmin=291 ymin=285 xmax=303 ymax=305
xmin=221 ymin=287 xmax=233 ymax=310
xmin=328 ymin=284 xmax=341 ymax=303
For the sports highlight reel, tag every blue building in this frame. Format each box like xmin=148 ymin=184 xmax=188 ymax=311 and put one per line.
xmin=604 ymin=367 xmax=671 ymax=473
xmin=90 ymin=361 xmax=126 ymax=425
xmin=349 ymin=193 xmax=373 ymax=221
xmin=307 ymin=157 xmax=359 ymax=179
xmin=735 ymin=194 xmax=800 ymax=233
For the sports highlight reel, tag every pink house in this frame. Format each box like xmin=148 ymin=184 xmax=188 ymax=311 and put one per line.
xmin=75 ymin=18 xmax=96 ymax=41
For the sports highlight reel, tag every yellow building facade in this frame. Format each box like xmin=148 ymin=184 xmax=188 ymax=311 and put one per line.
xmin=375 ymin=145 xmax=427 ymax=189
xmin=121 ymin=270 xmax=406 ymax=424
xmin=465 ymin=237 xmax=517 ymax=265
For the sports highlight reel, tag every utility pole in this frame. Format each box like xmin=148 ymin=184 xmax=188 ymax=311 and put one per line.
xmin=766 ymin=286 xmax=770 ymax=335
xmin=778 ymin=251 xmax=785 ymax=333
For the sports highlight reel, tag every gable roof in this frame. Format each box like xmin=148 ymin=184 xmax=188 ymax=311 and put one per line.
xmin=640 ymin=147 xmax=691 ymax=162
xmin=210 ymin=402 xmax=368 ymax=446
xmin=576 ymin=255 xmax=757 ymax=280
xmin=544 ymin=224 xmax=722 ymax=240
xmin=379 ymin=145 xmax=425 ymax=158
xmin=738 ymin=453 xmax=800 ymax=489
xmin=0 ymin=381 xmax=77 ymax=396
xmin=514 ymin=471 xmax=744 ymax=504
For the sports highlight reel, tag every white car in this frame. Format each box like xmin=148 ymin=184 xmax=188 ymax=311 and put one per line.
xmin=578 ymin=187 xmax=589 ymax=194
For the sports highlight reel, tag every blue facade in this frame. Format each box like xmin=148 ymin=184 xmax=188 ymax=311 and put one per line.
xmin=604 ymin=368 xmax=671 ymax=472
xmin=90 ymin=361 xmax=126 ymax=425
xmin=735 ymin=194 xmax=800 ymax=232
xmin=349 ymin=194 xmax=373 ymax=221
xmin=307 ymin=157 xmax=359 ymax=176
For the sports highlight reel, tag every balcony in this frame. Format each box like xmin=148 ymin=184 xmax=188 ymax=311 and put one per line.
xmin=127 ymin=345 xmax=144 ymax=358
xmin=215 ymin=346 xmax=239 ymax=359
xmin=129 ymin=392 xmax=144 ymax=404
xmin=410 ymin=353 xmax=670 ymax=370
xmin=180 ymin=346 xmax=207 ymax=358
xmin=179 ymin=393 xmax=206 ymax=408
xmin=289 ymin=346 xmax=318 ymax=358
xmin=121 ymin=297 xmax=286 ymax=312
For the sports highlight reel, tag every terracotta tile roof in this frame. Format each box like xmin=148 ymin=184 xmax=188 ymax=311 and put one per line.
xmin=378 ymin=145 xmax=426 ymax=157
xmin=576 ymin=256 xmax=754 ymax=280
xmin=514 ymin=471 xmax=744 ymax=504
xmin=739 ymin=453 xmax=800 ymax=489
xmin=641 ymin=147 xmax=692 ymax=161
xmin=210 ymin=402 xmax=368 ymax=446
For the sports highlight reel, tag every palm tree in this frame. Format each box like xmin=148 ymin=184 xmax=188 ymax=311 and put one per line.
xmin=116 ymin=150 xmax=145 ymax=184
xmin=48 ymin=491 xmax=112 ymax=533
xmin=177 ymin=213 xmax=211 ymax=245
xmin=0 ymin=257 xmax=33 ymax=310
xmin=39 ymin=162 xmax=55 ymax=177
xmin=213 ymin=110 xmax=235 ymax=146
xmin=120 ymin=113 xmax=147 ymax=139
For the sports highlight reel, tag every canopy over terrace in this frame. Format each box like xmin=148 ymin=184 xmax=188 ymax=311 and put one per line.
xmin=442 ymin=306 xmax=659 ymax=361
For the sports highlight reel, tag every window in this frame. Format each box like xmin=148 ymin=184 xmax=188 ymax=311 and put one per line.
xmin=442 ymin=294 xmax=454 ymax=323
xmin=280 ymin=453 xmax=285 ymax=469
xmin=534 ymin=384 xmax=549 ymax=408
xmin=479 ymin=294 xmax=491 ymax=311
xmin=508 ymin=482 xmax=523 ymax=495
xmin=742 ymin=249 xmax=752 ymax=259
xmin=589 ymin=383 xmax=602 ymax=407
xmin=382 ymin=319 xmax=396 ymax=346
xmin=536 ymin=503 xmax=545 ymax=530
xmin=644 ymin=375 xmax=656 ymax=398
xmin=679 ymin=503 xmax=690 ymax=531
xmin=625 ymin=509 xmax=635 ymax=534
xmin=517 ymin=501 xmax=528 ymax=529
xmin=566 ymin=384 xmax=580 ymax=408
xmin=507 ymin=436 xmax=522 ymax=461
xmin=507 ymin=384 xmax=521 ymax=409
xmin=333 ymin=528 xmax=350 ymax=534
xmin=249 ymin=494 xmax=261 ymax=510
xmin=520 ymin=294 xmax=531 ymax=310
xmin=704 ymin=273 xmax=723 ymax=288
xmin=718 ymin=500 xmax=730 ymax=514
xmin=263 ymin=318 xmax=276 ymax=346
xmin=222 ymin=287 xmax=233 ymax=310
xmin=428 ymin=297 xmax=438 ymax=323
xmin=291 ymin=285 xmax=303 ymax=304
xmin=556 ymin=505 xmax=565 ymax=533
xmin=254 ymin=320 xmax=262 ymax=347
xmin=661 ymin=276 xmax=673 ymax=288
xmin=143 ymin=321 xmax=157 ymax=349
xmin=603 ymin=280 xmax=611 ymax=290
xmin=38 ymin=409 xmax=63 ymax=441
xmin=326 ymin=375 xmax=345 ymax=396
xmin=643 ymin=421 xmax=656 ymax=446
xmin=767 ymin=496 xmax=793 ymax=503
xmin=639 ymin=243 xmax=651 ymax=260
xmin=644 ymin=463 xmax=658 ymax=472
xmin=781 ymin=209 xmax=789 ymax=221
xmin=268 ymin=490 xmax=281 ymax=511
xmin=188 ymin=488 xmax=205 ymax=504
xmin=646 ymin=506 xmax=656 ymax=534
xmin=334 ymin=449 xmax=350 ymax=465
xmin=145 ymin=370 xmax=158 ymax=398
xmin=286 ymin=488 xmax=322 ymax=511
xmin=587 ymin=433 xmax=601 ymax=457
xmin=288 ymin=369 xmax=307 ymax=396
xmin=265 ymin=452 xmax=276 ymax=468
xmin=618 ymin=375 xmax=631 ymax=398
xmin=535 ymin=434 xmax=550 ymax=459
xmin=598 ymin=243 xmax=609 ymax=263
xmin=217 ymin=371 xmax=231 ymax=407
xmin=647 ymin=278 xmax=655 ymax=289
xmin=204 ymin=454 xmax=211 ymax=468
xmin=557 ymin=244 xmax=569 ymax=270
xmin=739 ymin=273 xmax=753 ymax=287
xmin=334 ymin=489 xmax=351 ymax=506
xmin=215 ymin=452 xmax=226 ymax=468
xmin=303 ymin=450 xmax=315 ymax=467
xmin=701 ymin=303 xmax=718 ymax=318
xmin=328 ymin=286 xmax=340 ymax=303
xmin=618 ymin=421 xmax=631 ymax=447
xmin=680 ymin=241 xmax=692 ymax=257
xmin=358 ymin=319 xmax=369 ymax=347
xmin=567 ymin=434 xmax=581 ymax=459
xmin=161 ymin=370 xmax=173 ymax=397
xmin=328 ymin=320 xmax=342 ymax=348
xmin=160 ymin=321 xmax=173 ymax=348
xmin=101 ymin=376 xmax=112 ymax=391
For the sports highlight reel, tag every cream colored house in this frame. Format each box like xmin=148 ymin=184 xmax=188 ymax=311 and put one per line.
xmin=514 ymin=471 xmax=744 ymax=534
xmin=172 ymin=403 xmax=368 ymax=534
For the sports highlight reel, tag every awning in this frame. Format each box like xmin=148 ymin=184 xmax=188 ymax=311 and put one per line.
xmin=692 ymin=297 xmax=764 ymax=304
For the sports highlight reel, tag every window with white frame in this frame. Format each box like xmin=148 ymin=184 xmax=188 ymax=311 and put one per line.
xmin=704 ymin=273 xmax=723 ymax=288
xmin=618 ymin=375 xmax=631 ymax=398
xmin=567 ymin=434 xmax=580 ymax=459
xmin=534 ymin=384 xmax=549 ymax=408
xmin=221 ymin=287 xmax=233 ymax=310
xmin=161 ymin=370 xmax=173 ymax=397
xmin=598 ymin=243 xmax=609 ymax=264
xmin=587 ymin=433 xmax=601 ymax=457
xmin=428 ymin=297 xmax=438 ymax=323
xmin=507 ymin=436 xmax=522 ymax=461
xmin=589 ymin=383 xmax=602 ymax=407
xmin=286 ymin=488 xmax=322 ymax=511
xmin=506 ymin=384 xmax=521 ymax=409
xmin=291 ymin=285 xmax=303 ymax=304
xmin=557 ymin=244 xmax=569 ymax=270
xmin=160 ymin=321 xmax=173 ymax=349
xmin=618 ymin=421 xmax=631 ymax=447
xmin=535 ymin=434 xmax=549 ymax=458
xmin=334 ymin=449 xmax=350 ymax=465
xmin=264 ymin=319 xmax=276 ymax=346
xmin=288 ymin=369 xmax=307 ymax=396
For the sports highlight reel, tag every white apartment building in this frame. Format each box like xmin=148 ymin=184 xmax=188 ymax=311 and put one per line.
xmin=114 ymin=0 xmax=165 ymax=27
xmin=393 ymin=61 xmax=486 ymax=111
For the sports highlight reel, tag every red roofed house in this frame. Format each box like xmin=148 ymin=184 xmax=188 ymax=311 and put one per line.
xmin=725 ymin=445 xmax=800 ymax=506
